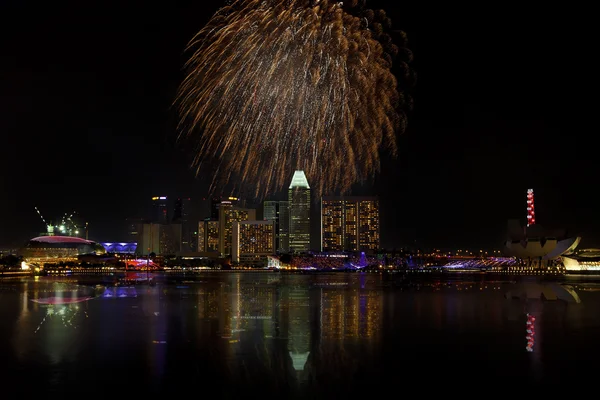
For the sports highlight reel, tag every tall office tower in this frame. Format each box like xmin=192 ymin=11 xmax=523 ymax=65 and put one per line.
xmin=210 ymin=197 xmax=221 ymax=220
xmin=211 ymin=196 xmax=241 ymax=220
xmin=264 ymin=201 xmax=284 ymax=252
xmin=198 ymin=219 xmax=220 ymax=253
xmin=278 ymin=201 xmax=290 ymax=253
xmin=321 ymin=196 xmax=380 ymax=252
xmin=173 ymin=197 xmax=196 ymax=252
xmin=218 ymin=202 xmax=256 ymax=256
xmin=151 ymin=196 xmax=169 ymax=224
xmin=138 ymin=223 xmax=181 ymax=255
xmin=288 ymin=171 xmax=311 ymax=253
xmin=124 ymin=217 xmax=144 ymax=243
xmin=231 ymin=220 xmax=275 ymax=265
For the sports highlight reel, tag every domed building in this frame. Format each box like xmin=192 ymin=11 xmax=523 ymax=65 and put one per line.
xmin=20 ymin=236 xmax=106 ymax=264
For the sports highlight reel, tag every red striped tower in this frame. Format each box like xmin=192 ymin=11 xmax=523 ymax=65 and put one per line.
xmin=526 ymin=189 xmax=536 ymax=227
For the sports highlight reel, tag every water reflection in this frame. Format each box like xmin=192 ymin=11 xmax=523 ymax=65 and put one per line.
xmin=2 ymin=274 xmax=600 ymax=394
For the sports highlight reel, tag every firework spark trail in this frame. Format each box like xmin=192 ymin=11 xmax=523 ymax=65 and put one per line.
xmin=177 ymin=0 xmax=413 ymax=199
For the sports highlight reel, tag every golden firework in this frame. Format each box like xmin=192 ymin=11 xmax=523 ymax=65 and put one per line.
xmin=177 ymin=0 xmax=412 ymax=199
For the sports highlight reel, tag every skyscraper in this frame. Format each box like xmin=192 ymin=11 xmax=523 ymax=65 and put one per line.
xmin=263 ymin=201 xmax=290 ymax=253
xmin=173 ymin=197 xmax=196 ymax=252
xmin=279 ymin=201 xmax=290 ymax=253
xmin=288 ymin=171 xmax=311 ymax=253
xmin=321 ymin=196 xmax=380 ymax=252
xmin=151 ymin=196 xmax=168 ymax=224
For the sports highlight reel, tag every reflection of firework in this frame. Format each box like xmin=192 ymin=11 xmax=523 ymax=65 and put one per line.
xmin=177 ymin=0 xmax=413 ymax=198
xmin=34 ymin=304 xmax=88 ymax=333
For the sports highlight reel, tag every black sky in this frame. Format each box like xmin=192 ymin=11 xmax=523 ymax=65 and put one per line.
xmin=0 ymin=1 xmax=593 ymax=249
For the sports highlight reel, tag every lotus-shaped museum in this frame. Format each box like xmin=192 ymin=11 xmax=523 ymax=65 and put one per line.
xmin=502 ymin=219 xmax=580 ymax=263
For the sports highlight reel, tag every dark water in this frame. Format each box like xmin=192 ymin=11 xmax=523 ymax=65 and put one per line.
xmin=1 ymin=273 xmax=599 ymax=396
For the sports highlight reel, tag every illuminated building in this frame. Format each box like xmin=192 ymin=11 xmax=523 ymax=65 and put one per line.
xmin=527 ymin=189 xmax=536 ymax=227
xmin=151 ymin=196 xmax=168 ymax=224
xmin=219 ymin=203 xmax=256 ymax=256
xmin=562 ymin=249 xmax=600 ymax=272
xmin=138 ymin=223 xmax=182 ymax=255
xmin=503 ymin=189 xmax=580 ymax=267
xmin=100 ymin=242 xmax=137 ymax=254
xmin=321 ymin=196 xmax=380 ymax=252
xmin=19 ymin=236 xmax=106 ymax=264
xmin=231 ymin=220 xmax=275 ymax=265
xmin=263 ymin=200 xmax=290 ymax=253
xmin=289 ymin=171 xmax=311 ymax=253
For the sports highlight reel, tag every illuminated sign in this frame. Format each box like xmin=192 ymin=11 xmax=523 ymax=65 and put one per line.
xmin=160 ymin=197 xmax=167 ymax=200
xmin=229 ymin=197 xmax=238 ymax=200
xmin=152 ymin=197 xmax=159 ymax=200
xmin=152 ymin=196 xmax=167 ymax=200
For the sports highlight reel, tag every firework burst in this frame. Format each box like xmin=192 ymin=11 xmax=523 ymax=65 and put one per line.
xmin=177 ymin=0 xmax=413 ymax=199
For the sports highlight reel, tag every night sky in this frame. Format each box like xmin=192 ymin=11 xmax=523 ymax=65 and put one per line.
xmin=0 ymin=1 xmax=592 ymax=250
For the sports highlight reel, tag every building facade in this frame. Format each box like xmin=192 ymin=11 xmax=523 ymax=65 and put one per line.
xmin=263 ymin=200 xmax=290 ymax=253
xmin=231 ymin=220 xmax=275 ymax=266
xmin=198 ymin=219 xmax=220 ymax=253
xmin=173 ymin=197 xmax=197 ymax=252
xmin=151 ymin=196 xmax=169 ymax=224
xmin=138 ymin=223 xmax=182 ymax=256
xmin=218 ymin=203 xmax=256 ymax=256
xmin=321 ymin=196 xmax=380 ymax=252
xmin=288 ymin=171 xmax=311 ymax=253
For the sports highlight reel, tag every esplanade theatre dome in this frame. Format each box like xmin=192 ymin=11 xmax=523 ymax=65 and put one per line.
xmin=20 ymin=236 xmax=106 ymax=263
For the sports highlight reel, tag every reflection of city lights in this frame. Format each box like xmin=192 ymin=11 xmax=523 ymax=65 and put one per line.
xmin=526 ymin=313 xmax=536 ymax=352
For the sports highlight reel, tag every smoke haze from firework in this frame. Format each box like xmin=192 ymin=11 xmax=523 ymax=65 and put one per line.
xmin=176 ymin=0 xmax=414 ymax=200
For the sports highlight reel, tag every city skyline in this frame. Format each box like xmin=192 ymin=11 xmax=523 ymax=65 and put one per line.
xmin=1 ymin=1 xmax=592 ymax=249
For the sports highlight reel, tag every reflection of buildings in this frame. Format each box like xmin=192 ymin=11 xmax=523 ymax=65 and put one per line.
xmin=286 ymin=286 xmax=311 ymax=372
xmin=14 ymin=282 xmax=89 ymax=365
xmin=230 ymin=276 xmax=276 ymax=338
xmin=318 ymin=288 xmax=382 ymax=340
xmin=503 ymin=189 xmax=580 ymax=267
xmin=321 ymin=196 xmax=380 ymax=253
xmin=289 ymin=171 xmax=311 ymax=253
xmin=232 ymin=220 xmax=275 ymax=266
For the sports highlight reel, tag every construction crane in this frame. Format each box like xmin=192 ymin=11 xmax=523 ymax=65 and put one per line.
xmin=34 ymin=206 xmax=55 ymax=236
xmin=34 ymin=207 xmax=84 ymax=237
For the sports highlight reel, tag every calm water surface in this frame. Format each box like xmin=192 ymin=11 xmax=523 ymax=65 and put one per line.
xmin=1 ymin=273 xmax=599 ymax=396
